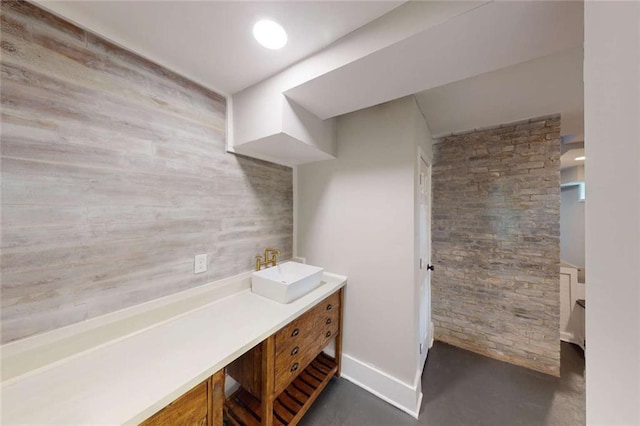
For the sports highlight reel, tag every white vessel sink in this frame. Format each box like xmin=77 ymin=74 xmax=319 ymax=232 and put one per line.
xmin=251 ymin=261 xmax=324 ymax=303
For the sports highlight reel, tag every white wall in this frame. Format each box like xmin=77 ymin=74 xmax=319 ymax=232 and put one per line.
xmin=282 ymin=97 xmax=337 ymax=156
xmin=297 ymin=96 xmax=429 ymax=416
xmin=560 ymin=184 xmax=585 ymax=270
xmin=585 ymin=2 xmax=640 ymax=424
xmin=561 ymin=165 xmax=585 ymax=184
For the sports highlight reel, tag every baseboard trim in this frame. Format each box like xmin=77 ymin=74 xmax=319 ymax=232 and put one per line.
xmin=340 ymin=353 xmax=422 ymax=419
xmin=561 ymin=332 xmax=585 ymax=351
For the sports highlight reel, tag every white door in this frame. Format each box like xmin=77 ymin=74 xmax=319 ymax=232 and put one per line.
xmin=418 ymin=156 xmax=432 ymax=370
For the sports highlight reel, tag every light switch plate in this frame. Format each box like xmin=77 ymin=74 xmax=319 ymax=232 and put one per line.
xmin=194 ymin=254 xmax=207 ymax=274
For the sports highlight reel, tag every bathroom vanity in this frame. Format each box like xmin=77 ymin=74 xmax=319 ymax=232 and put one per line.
xmin=0 ymin=271 xmax=346 ymax=425
xmin=225 ymin=290 xmax=342 ymax=425
xmin=141 ymin=288 xmax=343 ymax=426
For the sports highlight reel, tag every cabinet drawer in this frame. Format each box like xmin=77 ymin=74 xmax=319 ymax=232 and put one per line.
xmin=275 ymin=292 xmax=339 ymax=355
xmin=275 ymin=307 xmax=318 ymax=355
xmin=322 ymin=291 xmax=340 ymax=315
xmin=319 ymin=311 xmax=340 ymax=342
xmin=274 ymin=292 xmax=340 ymax=393
xmin=141 ymin=381 xmax=208 ymax=426
xmin=311 ymin=291 xmax=340 ymax=343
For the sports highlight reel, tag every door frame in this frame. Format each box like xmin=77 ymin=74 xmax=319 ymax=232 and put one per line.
xmin=417 ymin=146 xmax=432 ymax=371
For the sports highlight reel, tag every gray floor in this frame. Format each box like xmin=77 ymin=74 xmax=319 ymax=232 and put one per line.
xmin=300 ymin=342 xmax=585 ymax=426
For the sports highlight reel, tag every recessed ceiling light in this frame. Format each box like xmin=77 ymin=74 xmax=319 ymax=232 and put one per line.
xmin=253 ymin=20 xmax=287 ymax=50
xmin=575 ymin=156 xmax=586 ymax=161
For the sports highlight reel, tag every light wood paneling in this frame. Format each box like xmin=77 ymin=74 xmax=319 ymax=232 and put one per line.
xmin=0 ymin=1 xmax=293 ymax=343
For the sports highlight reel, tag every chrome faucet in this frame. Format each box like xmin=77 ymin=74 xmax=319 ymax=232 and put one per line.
xmin=255 ymin=247 xmax=280 ymax=271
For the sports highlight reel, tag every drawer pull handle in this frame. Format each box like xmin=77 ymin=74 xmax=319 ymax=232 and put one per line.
xmin=326 ymin=304 xmax=333 ymax=311
xmin=291 ymin=328 xmax=300 ymax=337
xmin=326 ymin=331 xmax=332 ymax=338
xmin=291 ymin=346 xmax=299 ymax=356
xmin=290 ymin=363 xmax=299 ymax=372
xmin=326 ymin=318 xmax=332 ymax=325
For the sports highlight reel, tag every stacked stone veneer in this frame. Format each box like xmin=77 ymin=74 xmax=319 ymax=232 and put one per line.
xmin=432 ymin=115 xmax=561 ymax=376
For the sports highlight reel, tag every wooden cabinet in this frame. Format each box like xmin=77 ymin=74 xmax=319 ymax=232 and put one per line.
xmin=225 ymin=288 xmax=343 ymax=426
xmin=139 ymin=287 xmax=344 ymax=426
xmin=274 ymin=291 xmax=340 ymax=394
xmin=141 ymin=370 xmax=224 ymax=426
xmin=226 ymin=343 xmax=263 ymax=399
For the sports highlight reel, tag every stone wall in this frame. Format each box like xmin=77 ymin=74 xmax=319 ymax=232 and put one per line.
xmin=431 ymin=115 xmax=561 ymax=375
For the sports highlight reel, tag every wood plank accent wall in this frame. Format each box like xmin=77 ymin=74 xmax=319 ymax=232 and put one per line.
xmin=0 ymin=1 xmax=293 ymax=343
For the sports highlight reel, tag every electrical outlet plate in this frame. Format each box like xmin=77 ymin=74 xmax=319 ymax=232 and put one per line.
xmin=194 ymin=254 xmax=207 ymax=274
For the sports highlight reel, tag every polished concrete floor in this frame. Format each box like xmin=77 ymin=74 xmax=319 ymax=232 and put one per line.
xmin=300 ymin=342 xmax=585 ymax=426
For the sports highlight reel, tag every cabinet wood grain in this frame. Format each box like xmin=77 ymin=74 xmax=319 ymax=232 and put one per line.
xmin=210 ymin=370 xmax=225 ymax=426
xmin=140 ymin=369 xmax=225 ymax=426
xmin=261 ymin=335 xmax=276 ymax=426
xmin=225 ymin=353 xmax=338 ymax=426
xmin=140 ymin=381 xmax=208 ymax=426
xmin=225 ymin=288 xmax=344 ymax=425
xmin=226 ymin=344 xmax=263 ymax=399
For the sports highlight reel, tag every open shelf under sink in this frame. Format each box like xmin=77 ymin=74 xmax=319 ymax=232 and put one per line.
xmin=225 ymin=353 xmax=337 ymax=426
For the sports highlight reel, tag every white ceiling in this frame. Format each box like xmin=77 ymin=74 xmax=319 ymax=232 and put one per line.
xmin=561 ymin=148 xmax=585 ymax=170
xmin=283 ymin=1 xmax=583 ymax=121
xmin=415 ymin=47 xmax=584 ymax=139
xmin=34 ymin=1 xmax=403 ymax=95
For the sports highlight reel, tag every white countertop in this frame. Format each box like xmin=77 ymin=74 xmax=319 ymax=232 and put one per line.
xmin=1 ymin=273 xmax=346 ymax=425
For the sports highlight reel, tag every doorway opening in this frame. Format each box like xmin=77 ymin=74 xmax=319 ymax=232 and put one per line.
xmin=559 ymin=141 xmax=586 ymax=352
